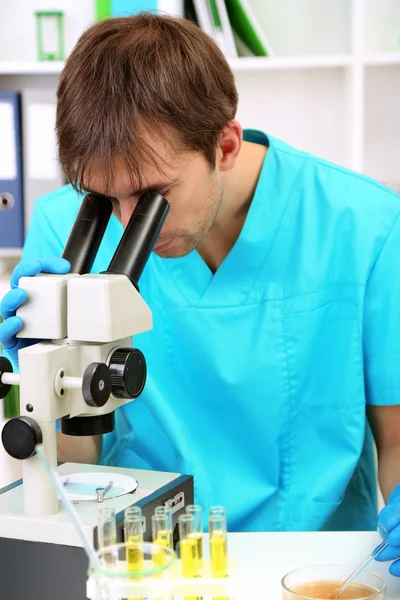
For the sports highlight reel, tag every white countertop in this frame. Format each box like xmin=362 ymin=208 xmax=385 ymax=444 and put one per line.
xmin=87 ymin=531 xmax=400 ymax=599
xmin=225 ymin=531 xmax=400 ymax=599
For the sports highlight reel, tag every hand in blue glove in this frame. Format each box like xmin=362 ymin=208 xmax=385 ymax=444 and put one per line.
xmin=0 ymin=257 xmax=70 ymax=367
xmin=375 ymin=484 xmax=400 ymax=577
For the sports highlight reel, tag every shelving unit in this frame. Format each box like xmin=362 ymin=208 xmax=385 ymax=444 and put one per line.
xmin=0 ymin=0 xmax=399 ymax=260
xmin=1 ymin=50 xmax=399 ymax=74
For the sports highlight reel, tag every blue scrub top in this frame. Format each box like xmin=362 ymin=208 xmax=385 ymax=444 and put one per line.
xmin=21 ymin=131 xmax=400 ymax=532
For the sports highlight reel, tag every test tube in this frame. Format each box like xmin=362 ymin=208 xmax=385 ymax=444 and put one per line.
xmin=179 ymin=513 xmax=200 ymax=578
xmin=155 ymin=504 xmax=172 ymax=520
xmin=97 ymin=507 xmax=117 ymax=549
xmin=125 ymin=505 xmax=142 ymax=520
xmin=97 ymin=508 xmax=117 ymax=569
xmin=209 ymin=506 xmax=226 ymax=518
xmin=150 ymin=513 xmax=171 ymax=573
xmin=209 ymin=512 xmax=228 ymax=578
xmin=186 ymin=505 xmax=203 ymax=567
xmin=125 ymin=511 xmax=144 ymax=575
xmin=152 ymin=513 xmax=173 ymax=549
xmin=154 ymin=505 xmax=173 ymax=548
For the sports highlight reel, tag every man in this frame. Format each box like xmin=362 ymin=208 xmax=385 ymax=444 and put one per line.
xmin=1 ymin=13 xmax=400 ymax=575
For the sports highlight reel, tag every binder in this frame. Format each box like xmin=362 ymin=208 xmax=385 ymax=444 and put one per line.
xmin=0 ymin=91 xmax=24 ymax=249
xmin=192 ymin=0 xmax=215 ymax=37
xmin=21 ymin=89 xmax=64 ymax=233
xmin=225 ymin=0 xmax=275 ymax=57
xmin=214 ymin=0 xmax=238 ymax=57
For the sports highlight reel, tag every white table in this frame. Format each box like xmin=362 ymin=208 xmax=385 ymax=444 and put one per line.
xmin=226 ymin=531 xmax=399 ymax=599
xmin=86 ymin=531 xmax=400 ymax=599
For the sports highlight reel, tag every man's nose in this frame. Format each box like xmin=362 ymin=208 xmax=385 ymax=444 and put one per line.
xmin=120 ymin=200 xmax=136 ymax=229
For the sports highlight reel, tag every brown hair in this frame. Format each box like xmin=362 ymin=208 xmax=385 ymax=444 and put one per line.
xmin=56 ymin=13 xmax=238 ymax=194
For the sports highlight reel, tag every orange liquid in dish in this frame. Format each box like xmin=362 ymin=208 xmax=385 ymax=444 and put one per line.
xmin=293 ymin=581 xmax=378 ymax=599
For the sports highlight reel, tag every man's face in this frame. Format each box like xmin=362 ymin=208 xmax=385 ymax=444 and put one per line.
xmin=83 ymin=129 xmax=224 ymax=259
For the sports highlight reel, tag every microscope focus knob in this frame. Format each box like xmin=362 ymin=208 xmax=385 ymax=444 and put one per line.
xmin=82 ymin=362 xmax=112 ymax=408
xmin=2 ymin=416 xmax=42 ymax=460
xmin=109 ymin=348 xmax=147 ymax=399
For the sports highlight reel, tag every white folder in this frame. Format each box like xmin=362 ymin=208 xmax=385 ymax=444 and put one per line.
xmin=21 ymin=89 xmax=65 ymax=233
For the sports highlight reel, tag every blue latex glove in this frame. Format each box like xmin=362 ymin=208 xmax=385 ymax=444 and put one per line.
xmin=0 ymin=257 xmax=70 ymax=367
xmin=375 ymin=484 xmax=400 ymax=577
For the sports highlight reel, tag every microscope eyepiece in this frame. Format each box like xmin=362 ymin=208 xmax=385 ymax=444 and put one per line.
xmin=104 ymin=191 xmax=170 ymax=289
xmin=62 ymin=193 xmax=113 ymax=274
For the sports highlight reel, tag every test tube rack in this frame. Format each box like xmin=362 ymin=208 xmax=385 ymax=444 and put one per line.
xmin=86 ymin=558 xmax=239 ymax=598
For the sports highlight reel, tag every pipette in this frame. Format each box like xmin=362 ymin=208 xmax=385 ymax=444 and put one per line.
xmin=333 ymin=539 xmax=388 ymax=597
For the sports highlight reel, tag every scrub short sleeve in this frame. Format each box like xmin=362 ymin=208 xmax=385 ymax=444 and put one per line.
xmin=364 ymin=212 xmax=400 ymax=406
xmin=23 ymin=201 xmax=65 ymax=260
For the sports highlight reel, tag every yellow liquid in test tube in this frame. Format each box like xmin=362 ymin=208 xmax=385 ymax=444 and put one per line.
xmin=127 ymin=535 xmax=144 ymax=573
xmin=151 ymin=515 xmax=173 ymax=600
xmin=210 ymin=530 xmax=228 ymax=578
xmin=155 ymin=529 xmax=172 ymax=549
xmin=127 ymin=536 xmax=144 ymax=600
xmin=153 ymin=531 xmax=170 ymax=569
xmin=189 ymin=532 xmax=203 ymax=567
xmin=209 ymin=508 xmax=229 ymax=600
xmin=179 ymin=511 xmax=202 ymax=600
xmin=181 ymin=537 xmax=200 ymax=578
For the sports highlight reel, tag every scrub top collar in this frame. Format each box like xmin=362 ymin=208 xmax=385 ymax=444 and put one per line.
xmin=155 ymin=130 xmax=300 ymax=308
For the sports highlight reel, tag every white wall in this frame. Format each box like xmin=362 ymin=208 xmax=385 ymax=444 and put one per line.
xmin=250 ymin=0 xmax=351 ymax=55
xmin=0 ymin=0 xmax=95 ymax=61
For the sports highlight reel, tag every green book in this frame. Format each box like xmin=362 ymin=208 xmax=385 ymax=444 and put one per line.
xmin=225 ymin=0 xmax=274 ymax=57
xmin=209 ymin=0 xmax=222 ymax=27
xmin=95 ymin=0 xmax=112 ymax=21
xmin=208 ymin=0 xmax=228 ymax=55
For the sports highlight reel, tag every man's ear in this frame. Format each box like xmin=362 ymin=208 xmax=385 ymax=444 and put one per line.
xmin=217 ymin=120 xmax=242 ymax=172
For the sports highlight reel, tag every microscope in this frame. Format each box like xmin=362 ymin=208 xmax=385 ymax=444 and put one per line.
xmin=0 ymin=192 xmax=194 ymax=600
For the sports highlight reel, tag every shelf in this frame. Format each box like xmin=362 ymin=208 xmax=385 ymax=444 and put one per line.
xmin=364 ymin=52 xmax=400 ymax=65
xmin=0 ymin=62 xmax=64 ymax=75
xmin=229 ymin=55 xmax=353 ymax=71
xmin=0 ymin=248 xmax=22 ymax=258
xmin=0 ymin=53 xmax=398 ymax=75
xmin=0 ymin=56 xmax=355 ymax=76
